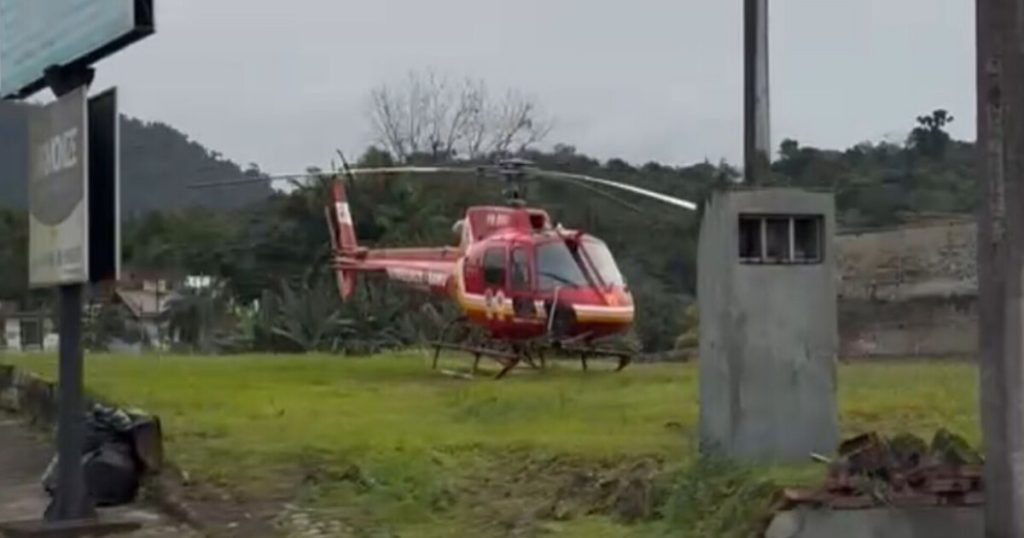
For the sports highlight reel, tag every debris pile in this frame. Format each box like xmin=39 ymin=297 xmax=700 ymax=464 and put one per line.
xmin=41 ymin=403 xmax=163 ymax=509
xmin=782 ymin=429 xmax=983 ymax=510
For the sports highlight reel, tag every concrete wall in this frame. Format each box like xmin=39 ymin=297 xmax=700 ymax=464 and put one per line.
xmin=0 ymin=364 xmax=59 ymax=424
xmin=837 ymin=220 xmax=977 ymax=357
xmin=698 ymin=188 xmax=838 ymax=462
xmin=765 ymin=507 xmax=982 ymax=538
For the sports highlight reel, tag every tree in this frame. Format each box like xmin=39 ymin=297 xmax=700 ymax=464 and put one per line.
xmin=908 ymin=109 xmax=955 ymax=158
xmin=779 ymin=138 xmax=800 ymax=161
xmin=167 ymin=283 xmax=232 ymax=352
xmin=367 ymin=70 xmax=552 ymax=163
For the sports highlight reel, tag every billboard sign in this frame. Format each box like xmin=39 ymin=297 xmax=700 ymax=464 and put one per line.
xmin=87 ymin=88 xmax=121 ymax=283
xmin=28 ymin=87 xmax=89 ymax=287
xmin=0 ymin=0 xmax=154 ymax=98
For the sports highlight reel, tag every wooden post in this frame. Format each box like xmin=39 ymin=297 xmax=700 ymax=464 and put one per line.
xmin=977 ymin=0 xmax=1024 ymax=534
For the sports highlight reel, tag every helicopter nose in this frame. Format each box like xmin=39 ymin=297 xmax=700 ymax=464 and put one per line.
xmin=575 ymin=291 xmax=635 ymax=327
xmin=603 ymin=288 xmax=633 ymax=308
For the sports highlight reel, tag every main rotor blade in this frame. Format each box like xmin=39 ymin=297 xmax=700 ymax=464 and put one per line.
xmin=532 ymin=175 xmax=645 ymax=213
xmin=347 ymin=166 xmax=483 ymax=176
xmin=530 ymin=169 xmax=698 ymax=211
xmin=189 ymin=174 xmax=307 ymax=189
xmin=188 ymin=166 xmax=484 ymax=189
xmin=187 ymin=161 xmax=698 ymax=212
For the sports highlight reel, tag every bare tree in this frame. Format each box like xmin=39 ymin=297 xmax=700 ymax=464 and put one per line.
xmin=367 ymin=70 xmax=552 ymax=163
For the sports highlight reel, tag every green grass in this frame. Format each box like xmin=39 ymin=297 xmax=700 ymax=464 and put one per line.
xmin=0 ymin=352 xmax=979 ymax=537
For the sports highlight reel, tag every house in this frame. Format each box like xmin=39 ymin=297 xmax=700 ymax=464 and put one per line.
xmin=2 ymin=270 xmax=218 ymax=352
xmin=90 ymin=270 xmax=186 ymax=350
xmin=0 ymin=301 xmax=52 ymax=352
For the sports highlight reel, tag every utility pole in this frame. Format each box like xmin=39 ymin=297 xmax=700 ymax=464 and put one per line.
xmin=976 ymin=0 xmax=1024 ymax=535
xmin=744 ymin=0 xmax=771 ymax=184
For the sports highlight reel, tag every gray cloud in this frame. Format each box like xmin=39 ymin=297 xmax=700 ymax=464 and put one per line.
xmin=88 ymin=0 xmax=974 ymax=174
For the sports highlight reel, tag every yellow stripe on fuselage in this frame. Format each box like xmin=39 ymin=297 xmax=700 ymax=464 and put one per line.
xmin=575 ymin=309 xmax=635 ymax=324
xmin=450 ymin=258 xmax=633 ymax=324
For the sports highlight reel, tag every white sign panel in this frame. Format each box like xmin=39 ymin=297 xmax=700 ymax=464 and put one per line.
xmin=28 ymin=87 xmax=89 ymax=287
xmin=0 ymin=0 xmax=154 ymax=98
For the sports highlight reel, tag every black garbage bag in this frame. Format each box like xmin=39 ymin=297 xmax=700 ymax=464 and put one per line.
xmin=41 ymin=403 xmax=157 ymax=507
xmin=85 ymin=404 xmax=136 ymax=451
xmin=42 ymin=443 xmax=139 ymax=507
xmin=84 ymin=442 xmax=139 ymax=506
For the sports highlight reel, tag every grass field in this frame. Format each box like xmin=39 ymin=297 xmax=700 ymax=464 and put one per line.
xmin=0 ymin=352 xmax=979 ymax=537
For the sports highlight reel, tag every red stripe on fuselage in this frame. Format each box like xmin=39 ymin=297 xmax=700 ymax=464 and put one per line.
xmin=334 ymin=248 xmax=459 ymax=295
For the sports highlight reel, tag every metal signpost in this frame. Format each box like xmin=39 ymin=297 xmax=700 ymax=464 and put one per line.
xmin=28 ymin=85 xmax=94 ymax=522
xmin=0 ymin=0 xmax=152 ymax=530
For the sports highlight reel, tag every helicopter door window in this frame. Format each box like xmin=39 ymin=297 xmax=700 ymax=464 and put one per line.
xmin=483 ymin=247 xmax=506 ymax=286
xmin=510 ymin=248 xmax=530 ymax=290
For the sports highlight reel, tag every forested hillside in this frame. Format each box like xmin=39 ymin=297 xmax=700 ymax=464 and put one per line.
xmin=0 ymin=101 xmax=270 ymax=213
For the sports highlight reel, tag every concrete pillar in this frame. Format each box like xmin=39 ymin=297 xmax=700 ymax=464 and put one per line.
xmin=698 ymin=188 xmax=838 ymax=462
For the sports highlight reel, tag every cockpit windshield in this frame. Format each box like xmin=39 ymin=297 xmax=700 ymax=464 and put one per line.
xmin=536 ymin=240 xmax=589 ymax=290
xmin=581 ymin=238 xmax=626 ymax=287
xmin=535 ymin=237 xmax=626 ymax=290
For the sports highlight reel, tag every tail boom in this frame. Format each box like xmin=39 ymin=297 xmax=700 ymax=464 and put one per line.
xmin=333 ymin=255 xmax=457 ymax=297
xmin=326 ymin=177 xmax=460 ymax=298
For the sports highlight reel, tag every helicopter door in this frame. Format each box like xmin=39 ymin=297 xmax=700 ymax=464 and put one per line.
xmin=509 ymin=245 xmax=536 ymax=319
xmin=481 ymin=246 xmax=508 ymax=320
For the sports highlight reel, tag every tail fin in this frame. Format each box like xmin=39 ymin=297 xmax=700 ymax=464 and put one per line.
xmin=326 ymin=178 xmax=358 ymax=299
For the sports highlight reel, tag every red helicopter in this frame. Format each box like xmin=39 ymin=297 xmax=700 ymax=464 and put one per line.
xmin=194 ymin=158 xmax=697 ymax=378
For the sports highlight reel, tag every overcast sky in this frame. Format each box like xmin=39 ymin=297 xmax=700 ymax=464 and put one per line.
xmin=84 ymin=0 xmax=974 ymax=174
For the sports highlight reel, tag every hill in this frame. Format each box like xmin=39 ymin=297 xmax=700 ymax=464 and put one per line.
xmin=0 ymin=101 xmax=271 ymax=213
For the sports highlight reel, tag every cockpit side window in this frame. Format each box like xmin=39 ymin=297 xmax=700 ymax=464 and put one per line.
xmin=581 ymin=238 xmax=626 ymax=287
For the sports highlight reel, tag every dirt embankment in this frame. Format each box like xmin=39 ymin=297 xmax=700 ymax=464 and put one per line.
xmin=837 ymin=219 xmax=978 ymax=357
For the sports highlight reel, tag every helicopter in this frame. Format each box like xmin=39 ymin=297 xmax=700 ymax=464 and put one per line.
xmin=193 ymin=158 xmax=697 ymax=378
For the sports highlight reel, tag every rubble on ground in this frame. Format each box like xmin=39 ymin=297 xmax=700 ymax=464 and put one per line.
xmin=781 ymin=429 xmax=983 ymax=510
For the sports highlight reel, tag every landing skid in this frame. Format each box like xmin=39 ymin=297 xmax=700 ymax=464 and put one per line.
xmin=431 ymin=341 xmax=523 ymax=379
xmin=544 ymin=343 xmax=633 ymax=372
xmin=430 ymin=318 xmax=633 ymax=379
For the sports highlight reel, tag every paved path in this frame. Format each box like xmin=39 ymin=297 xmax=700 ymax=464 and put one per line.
xmin=0 ymin=415 xmax=50 ymax=523
xmin=0 ymin=413 xmax=200 ymax=537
